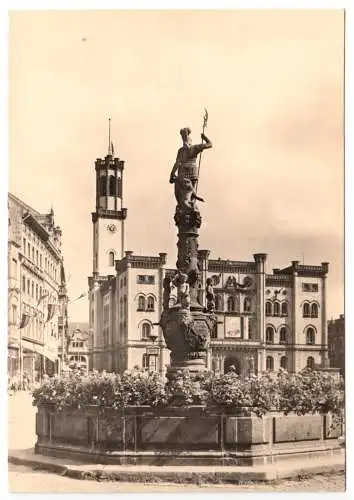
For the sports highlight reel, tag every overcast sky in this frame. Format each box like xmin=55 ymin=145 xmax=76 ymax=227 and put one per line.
xmin=9 ymin=10 xmax=344 ymax=322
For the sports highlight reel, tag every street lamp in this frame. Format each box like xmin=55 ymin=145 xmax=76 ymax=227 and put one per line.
xmin=145 ymin=327 xmax=159 ymax=372
xmin=246 ymin=354 xmax=256 ymax=377
xmin=149 ymin=330 xmax=158 ymax=343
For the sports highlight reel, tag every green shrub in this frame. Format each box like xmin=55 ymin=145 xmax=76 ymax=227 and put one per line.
xmin=32 ymin=368 xmax=344 ymax=418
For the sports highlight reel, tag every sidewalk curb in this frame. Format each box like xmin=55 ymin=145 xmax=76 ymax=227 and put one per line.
xmin=8 ymin=451 xmax=345 ymax=484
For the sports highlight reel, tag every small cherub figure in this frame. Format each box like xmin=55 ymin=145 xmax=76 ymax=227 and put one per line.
xmin=175 ymin=272 xmax=190 ymax=310
xmin=206 ymin=277 xmax=215 ymax=312
xmin=163 ymin=275 xmax=172 ymax=311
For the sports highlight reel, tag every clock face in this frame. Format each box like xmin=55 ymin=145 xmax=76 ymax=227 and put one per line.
xmin=107 ymin=224 xmax=117 ymax=234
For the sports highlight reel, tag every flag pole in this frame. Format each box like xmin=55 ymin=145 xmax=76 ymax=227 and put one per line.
xmin=108 ymin=118 xmax=111 ymax=155
xmin=196 ymin=108 xmax=208 ymax=193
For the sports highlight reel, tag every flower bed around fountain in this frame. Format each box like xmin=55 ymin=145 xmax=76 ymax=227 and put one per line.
xmin=33 ymin=369 xmax=344 ymax=466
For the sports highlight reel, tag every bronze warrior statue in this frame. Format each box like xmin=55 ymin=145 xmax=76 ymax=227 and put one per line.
xmin=169 ymin=128 xmax=212 ymax=206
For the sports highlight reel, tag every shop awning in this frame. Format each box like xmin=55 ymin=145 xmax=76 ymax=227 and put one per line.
xmin=8 ymin=342 xmax=20 ymax=350
xmin=22 ymin=340 xmax=43 ymax=356
xmin=42 ymin=345 xmax=58 ymax=363
xmin=10 ymin=339 xmax=58 ymax=363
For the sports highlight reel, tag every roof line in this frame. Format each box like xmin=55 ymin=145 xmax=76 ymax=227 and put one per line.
xmin=8 ymin=192 xmax=42 ymax=216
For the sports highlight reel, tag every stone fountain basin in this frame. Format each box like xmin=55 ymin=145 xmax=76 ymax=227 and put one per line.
xmin=35 ymin=405 xmax=343 ymax=466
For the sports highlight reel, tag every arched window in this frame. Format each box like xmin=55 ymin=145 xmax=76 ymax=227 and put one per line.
xmin=265 ymin=301 xmax=272 ymax=316
xmin=279 ymin=327 xmax=287 ymax=344
xmin=142 ymin=322 xmax=151 ymax=340
xmin=243 ymin=297 xmax=251 ymax=312
xmin=109 ymin=175 xmax=116 ymax=196
xmin=306 ymin=356 xmax=315 ymax=370
xmin=311 ymin=303 xmax=318 ymax=318
xmin=137 ymin=295 xmax=145 ymax=311
xmin=100 ymin=176 xmax=107 ymax=196
xmin=147 ymin=296 xmax=155 ymax=311
xmin=117 ymin=177 xmax=122 ymax=197
xmin=31 ymin=282 xmax=34 ymax=298
xmin=273 ymin=302 xmax=280 ymax=316
xmin=266 ymin=356 xmax=274 ymax=371
xmin=35 ymin=284 xmax=38 ymax=301
xmin=266 ymin=327 xmax=274 ymax=344
xmin=280 ymin=356 xmax=288 ymax=370
xmin=281 ymin=302 xmax=288 ymax=316
xmin=306 ymin=327 xmax=315 ymax=345
xmin=211 ymin=322 xmax=218 ymax=339
xmin=227 ymin=296 xmax=235 ymax=312
xmin=303 ymin=303 xmax=310 ymax=318
xmin=108 ymin=251 xmax=115 ymax=267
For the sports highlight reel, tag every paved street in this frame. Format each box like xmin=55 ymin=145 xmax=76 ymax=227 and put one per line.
xmin=8 ymin=391 xmax=37 ymax=451
xmin=7 ymin=393 xmax=345 ymax=493
xmin=8 ymin=464 xmax=345 ymax=493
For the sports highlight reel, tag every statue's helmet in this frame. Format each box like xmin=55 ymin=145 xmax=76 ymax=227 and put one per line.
xmin=180 ymin=127 xmax=191 ymax=143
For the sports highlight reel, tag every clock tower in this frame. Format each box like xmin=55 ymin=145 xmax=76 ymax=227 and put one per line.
xmin=91 ymin=138 xmax=127 ymax=278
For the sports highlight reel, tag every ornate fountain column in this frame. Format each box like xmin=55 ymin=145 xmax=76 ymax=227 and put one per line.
xmin=160 ymin=127 xmax=217 ymax=376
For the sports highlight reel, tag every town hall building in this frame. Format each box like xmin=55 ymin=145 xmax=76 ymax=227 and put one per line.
xmin=88 ymin=144 xmax=330 ymax=377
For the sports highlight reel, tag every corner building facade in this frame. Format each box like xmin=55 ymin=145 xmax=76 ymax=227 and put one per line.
xmin=8 ymin=193 xmax=68 ymax=382
xmin=88 ymin=149 xmax=329 ymax=375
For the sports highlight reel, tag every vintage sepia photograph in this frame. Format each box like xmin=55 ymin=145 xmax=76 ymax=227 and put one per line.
xmin=6 ymin=7 xmax=345 ymax=494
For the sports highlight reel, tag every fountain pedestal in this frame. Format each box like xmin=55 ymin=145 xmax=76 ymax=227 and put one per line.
xmin=160 ymin=128 xmax=216 ymax=376
xmin=161 ymin=306 xmax=216 ymax=375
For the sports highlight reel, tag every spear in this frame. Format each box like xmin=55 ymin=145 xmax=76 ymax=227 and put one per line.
xmin=196 ymin=108 xmax=209 ymax=193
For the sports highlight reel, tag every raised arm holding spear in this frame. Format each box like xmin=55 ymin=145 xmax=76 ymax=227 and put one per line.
xmin=169 ymin=109 xmax=212 ymax=207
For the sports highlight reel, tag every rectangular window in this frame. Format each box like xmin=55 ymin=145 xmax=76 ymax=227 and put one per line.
xmin=36 ymin=250 xmax=39 ymax=265
xmin=12 ymin=258 xmax=17 ymax=277
xmin=27 ymin=279 xmax=30 ymax=294
xmin=136 ymin=275 xmax=155 ymax=285
xmin=23 ymin=238 xmax=26 ymax=254
xmin=22 ymin=275 xmax=26 ymax=292
xmin=302 ymin=283 xmax=319 ymax=292
xmin=27 ymin=243 xmax=31 ymax=258
xmin=149 ymin=355 xmax=157 ymax=372
xmin=142 ymin=354 xmax=149 ymax=370
xmin=40 ymin=254 xmax=42 ymax=268
xmin=12 ymin=304 xmax=17 ymax=324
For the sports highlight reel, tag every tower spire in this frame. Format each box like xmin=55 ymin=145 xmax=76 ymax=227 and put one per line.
xmin=108 ymin=117 xmax=115 ymax=157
